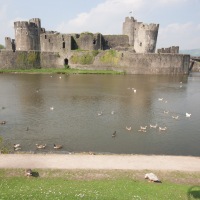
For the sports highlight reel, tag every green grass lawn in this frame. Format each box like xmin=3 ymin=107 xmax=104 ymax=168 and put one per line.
xmin=0 ymin=169 xmax=199 ymax=200
xmin=0 ymin=68 xmax=124 ymax=75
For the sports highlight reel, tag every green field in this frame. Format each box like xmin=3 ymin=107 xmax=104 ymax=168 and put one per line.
xmin=0 ymin=68 xmax=124 ymax=75
xmin=0 ymin=169 xmax=199 ymax=200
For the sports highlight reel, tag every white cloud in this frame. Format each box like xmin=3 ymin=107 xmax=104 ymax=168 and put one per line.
xmin=56 ymin=0 xmax=144 ymax=34
xmin=157 ymin=22 xmax=200 ymax=49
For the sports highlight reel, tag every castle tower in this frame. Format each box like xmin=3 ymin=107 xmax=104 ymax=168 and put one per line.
xmin=122 ymin=17 xmax=136 ymax=46
xmin=123 ymin=17 xmax=159 ymax=53
xmin=14 ymin=18 xmax=41 ymax=51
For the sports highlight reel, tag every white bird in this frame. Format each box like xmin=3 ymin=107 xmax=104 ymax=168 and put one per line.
xmin=164 ymin=110 xmax=169 ymax=114
xmin=50 ymin=106 xmax=54 ymax=110
xmin=111 ymin=111 xmax=115 ymax=115
xmin=140 ymin=126 xmax=147 ymax=130
xmin=126 ymin=126 xmax=132 ymax=131
xmin=159 ymin=127 xmax=167 ymax=131
xmin=172 ymin=115 xmax=179 ymax=120
xmin=59 ymin=76 xmax=62 ymax=79
xmin=132 ymin=88 xmax=136 ymax=93
xmin=98 ymin=111 xmax=102 ymax=116
xmin=13 ymin=144 xmax=21 ymax=148
xmin=36 ymin=144 xmax=46 ymax=149
xmin=150 ymin=124 xmax=157 ymax=128
xmin=138 ymin=129 xmax=146 ymax=133
xmin=14 ymin=147 xmax=21 ymax=151
xmin=186 ymin=113 xmax=191 ymax=117
xmin=158 ymin=98 xmax=163 ymax=101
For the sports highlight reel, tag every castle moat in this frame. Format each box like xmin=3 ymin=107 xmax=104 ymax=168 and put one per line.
xmin=0 ymin=73 xmax=199 ymax=156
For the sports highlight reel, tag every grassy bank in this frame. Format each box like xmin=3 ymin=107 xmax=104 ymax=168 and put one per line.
xmin=0 ymin=169 xmax=199 ymax=200
xmin=0 ymin=68 xmax=124 ymax=75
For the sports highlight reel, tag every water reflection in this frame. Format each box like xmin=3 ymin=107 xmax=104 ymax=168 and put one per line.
xmin=0 ymin=73 xmax=199 ymax=156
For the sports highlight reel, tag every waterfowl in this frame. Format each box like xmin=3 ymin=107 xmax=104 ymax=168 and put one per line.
xmin=25 ymin=169 xmax=32 ymax=177
xmin=158 ymin=98 xmax=163 ymax=101
xmin=186 ymin=113 xmax=191 ymax=117
xmin=126 ymin=126 xmax=132 ymax=131
xmin=14 ymin=147 xmax=21 ymax=151
xmin=138 ymin=129 xmax=146 ymax=133
xmin=140 ymin=126 xmax=147 ymax=130
xmin=150 ymin=124 xmax=157 ymax=128
xmin=164 ymin=110 xmax=169 ymax=114
xmin=172 ymin=115 xmax=179 ymax=120
xmin=36 ymin=144 xmax=46 ymax=149
xmin=0 ymin=121 xmax=6 ymax=125
xmin=111 ymin=111 xmax=115 ymax=115
xmin=159 ymin=127 xmax=167 ymax=131
xmin=112 ymin=131 xmax=117 ymax=137
xmin=50 ymin=107 xmax=54 ymax=110
xmin=98 ymin=111 xmax=102 ymax=116
xmin=53 ymin=144 xmax=63 ymax=149
xmin=13 ymin=144 xmax=21 ymax=148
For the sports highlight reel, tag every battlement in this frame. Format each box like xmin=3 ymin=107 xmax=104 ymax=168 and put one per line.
xmin=138 ymin=23 xmax=159 ymax=30
xmin=124 ymin=16 xmax=137 ymax=23
xmin=14 ymin=21 xmax=29 ymax=28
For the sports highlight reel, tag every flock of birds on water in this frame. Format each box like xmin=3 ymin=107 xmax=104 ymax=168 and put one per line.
xmin=0 ymin=76 xmax=192 ymax=152
xmin=97 ymin=81 xmax=192 ymax=138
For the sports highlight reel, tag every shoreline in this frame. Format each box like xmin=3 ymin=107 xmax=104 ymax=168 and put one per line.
xmin=0 ymin=154 xmax=200 ymax=171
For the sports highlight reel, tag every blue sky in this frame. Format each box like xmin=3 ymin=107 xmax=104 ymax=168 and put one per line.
xmin=0 ymin=0 xmax=200 ymax=50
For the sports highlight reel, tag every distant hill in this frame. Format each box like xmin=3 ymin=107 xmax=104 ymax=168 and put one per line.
xmin=180 ymin=49 xmax=200 ymax=56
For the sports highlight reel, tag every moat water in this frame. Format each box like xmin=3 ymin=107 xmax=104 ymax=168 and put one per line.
xmin=0 ymin=73 xmax=200 ymax=156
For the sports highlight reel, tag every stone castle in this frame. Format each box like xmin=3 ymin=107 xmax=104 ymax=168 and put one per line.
xmin=5 ymin=17 xmax=159 ymax=54
xmin=1 ymin=16 xmax=189 ymax=75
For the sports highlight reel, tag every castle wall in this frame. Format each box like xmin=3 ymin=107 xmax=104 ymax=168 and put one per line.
xmin=0 ymin=50 xmax=190 ymax=75
xmin=69 ymin=51 xmax=190 ymax=75
xmin=0 ymin=50 xmax=62 ymax=69
xmin=5 ymin=37 xmax=15 ymax=51
xmin=71 ymin=33 xmax=102 ymax=51
xmin=157 ymin=46 xmax=179 ymax=54
xmin=40 ymin=32 xmax=72 ymax=52
xmin=102 ymin=35 xmax=129 ymax=50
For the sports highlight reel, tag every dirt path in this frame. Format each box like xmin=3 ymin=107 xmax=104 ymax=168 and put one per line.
xmin=0 ymin=154 xmax=200 ymax=171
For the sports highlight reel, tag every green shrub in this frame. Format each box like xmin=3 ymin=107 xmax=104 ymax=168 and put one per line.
xmin=70 ymin=52 xmax=94 ymax=65
xmin=100 ymin=49 xmax=120 ymax=65
xmin=0 ymin=44 xmax=5 ymax=49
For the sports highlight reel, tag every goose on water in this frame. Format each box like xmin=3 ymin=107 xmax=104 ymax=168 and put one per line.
xmin=112 ymin=131 xmax=117 ymax=137
xmin=54 ymin=144 xmax=63 ymax=149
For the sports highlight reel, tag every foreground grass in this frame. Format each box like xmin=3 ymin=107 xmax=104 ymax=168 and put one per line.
xmin=0 ymin=68 xmax=124 ymax=75
xmin=0 ymin=169 xmax=199 ymax=200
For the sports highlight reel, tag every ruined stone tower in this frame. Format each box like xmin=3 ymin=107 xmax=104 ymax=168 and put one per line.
xmin=123 ymin=17 xmax=159 ymax=53
xmin=14 ymin=18 xmax=41 ymax=51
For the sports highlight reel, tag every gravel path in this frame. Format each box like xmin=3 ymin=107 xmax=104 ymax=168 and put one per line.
xmin=0 ymin=154 xmax=200 ymax=171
